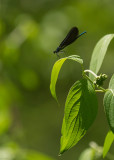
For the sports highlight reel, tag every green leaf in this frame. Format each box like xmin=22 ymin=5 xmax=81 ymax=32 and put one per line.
xmin=89 ymin=34 xmax=114 ymax=80
xmin=50 ymin=55 xmax=83 ymax=101
xmin=104 ymin=74 xmax=114 ymax=132
xmin=103 ymin=131 xmax=114 ymax=158
xmin=60 ymin=79 xmax=98 ymax=154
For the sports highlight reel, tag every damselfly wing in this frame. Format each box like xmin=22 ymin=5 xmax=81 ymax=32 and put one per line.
xmin=53 ymin=27 xmax=86 ymax=54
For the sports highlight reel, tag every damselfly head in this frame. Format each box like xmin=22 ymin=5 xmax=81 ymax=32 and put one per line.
xmin=53 ymin=47 xmax=61 ymax=54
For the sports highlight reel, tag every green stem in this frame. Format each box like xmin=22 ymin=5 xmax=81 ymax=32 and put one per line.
xmin=84 ymin=69 xmax=97 ymax=78
xmin=98 ymin=86 xmax=106 ymax=92
xmin=95 ymin=90 xmax=104 ymax=93
xmin=83 ymin=72 xmax=93 ymax=84
xmin=81 ymin=64 xmax=84 ymax=73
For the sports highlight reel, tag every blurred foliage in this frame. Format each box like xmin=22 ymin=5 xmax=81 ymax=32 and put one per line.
xmin=0 ymin=0 xmax=114 ymax=159
xmin=0 ymin=142 xmax=55 ymax=160
xmin=79 ymin=142 xmax=103 ymax=160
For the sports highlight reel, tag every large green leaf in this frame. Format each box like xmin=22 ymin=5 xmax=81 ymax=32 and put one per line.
xmin=103 ymin=131 xmax=114 ymax=158
xmin=50 ymin=55 xmax=83 ymax=101
xmin=60 ymin=79 xmax=98 ymax=154
xmin=89 ymin=34 xmax=114 ymax=80
xmin=104 ymin=74 xmax=114 ymax=132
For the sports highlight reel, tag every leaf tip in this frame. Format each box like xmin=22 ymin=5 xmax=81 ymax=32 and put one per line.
xmin=59 ymin=146 xmax=67 ymax=155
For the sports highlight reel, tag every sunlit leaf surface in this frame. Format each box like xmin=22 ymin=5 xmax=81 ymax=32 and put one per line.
xmin=60 ymin=79 xmax=98 ymax=154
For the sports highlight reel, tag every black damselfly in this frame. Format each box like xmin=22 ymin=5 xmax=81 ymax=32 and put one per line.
xmin=53 ymin=27 xmax=86 ymax=54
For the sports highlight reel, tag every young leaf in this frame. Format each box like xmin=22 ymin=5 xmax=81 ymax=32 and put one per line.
xmin=60 ymin=78 xmax=98 ymax=154
xmin=104 ymin=74 xmax=114 ymax=132
xmin=103 ymin=131 xmax=114 ymax=158
xmin=89 ymin=34 xmax=114 ymax=80
xmin=78 ymin=148 xmax=96 ymax=160
xmin=50 ymin=55 xmax=83 ymax=101
xmin=79 ymin=142 xmax=103 ymax=160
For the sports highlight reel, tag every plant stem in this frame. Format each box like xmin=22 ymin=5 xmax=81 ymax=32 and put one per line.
xmin=98 ymin=86 xmax=106 ymax=92
xmin=83 ymin=72 xmax=93 ymax=84
xmin=84 ymin=70 xmax=97 ymax=78
xmin=95 ymin=90 xmax=104 ymax=92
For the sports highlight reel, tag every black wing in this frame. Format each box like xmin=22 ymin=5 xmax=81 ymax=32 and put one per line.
xmin=59 ymin=27 xmax=79 ymax=49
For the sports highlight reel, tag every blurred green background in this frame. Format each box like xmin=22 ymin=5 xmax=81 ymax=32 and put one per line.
xmin=0 ymin=0 xmax=114 ymax=159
